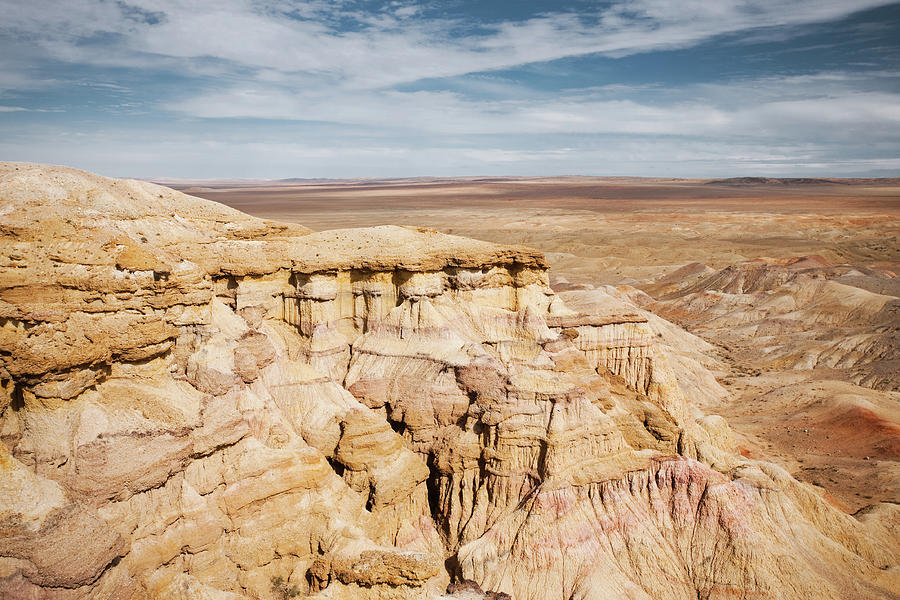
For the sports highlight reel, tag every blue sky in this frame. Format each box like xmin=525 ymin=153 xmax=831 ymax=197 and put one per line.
xmin=1 ymin=0 xmax=899 ymax=178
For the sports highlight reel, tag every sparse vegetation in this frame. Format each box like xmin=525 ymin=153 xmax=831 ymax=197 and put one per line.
xmin=270 ymin=576 xmax=302 ymax=599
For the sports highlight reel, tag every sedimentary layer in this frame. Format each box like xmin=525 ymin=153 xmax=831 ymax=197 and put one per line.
xmin=0 ymin=163 xmax=897 ymax=600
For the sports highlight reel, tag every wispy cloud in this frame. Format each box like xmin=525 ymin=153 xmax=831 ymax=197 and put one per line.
xmin=1 ymin=0 xmax=898 ymax=176
xmin=4 ymin=0 xmax=898 ymax=87
xmin=164 ymin=72 xmax=900 ymax=145
xmin=4 ymin=122 xmax=896 ymax=179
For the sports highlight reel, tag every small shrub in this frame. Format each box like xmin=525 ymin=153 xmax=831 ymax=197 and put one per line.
xmin=271 ymin=576 xmax=302 ymax=599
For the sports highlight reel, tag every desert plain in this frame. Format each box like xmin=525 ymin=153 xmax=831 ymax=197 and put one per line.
xmin=176 ymin=176 xmax=900 ymax=512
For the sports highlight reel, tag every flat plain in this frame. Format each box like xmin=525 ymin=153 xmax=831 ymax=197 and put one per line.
xmin=173 ymin=176 xmax=900 ymax=512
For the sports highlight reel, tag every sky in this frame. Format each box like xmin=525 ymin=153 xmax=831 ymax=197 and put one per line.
xmin=0 ymin=0 xmax=899 ymax=179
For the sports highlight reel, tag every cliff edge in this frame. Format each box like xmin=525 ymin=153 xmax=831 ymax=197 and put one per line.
xmin=0 ymin=163 xmax=897 ymax=600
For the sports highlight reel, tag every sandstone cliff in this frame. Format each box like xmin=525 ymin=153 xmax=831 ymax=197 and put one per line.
xmin=0 ymin=163 xmax=897 ymax=600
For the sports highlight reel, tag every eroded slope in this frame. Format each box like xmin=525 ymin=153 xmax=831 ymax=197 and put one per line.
xmin=628 ymin=257 xmax=899 ymax=512
xmin=1 ymin=164 xmax=898 ymax=600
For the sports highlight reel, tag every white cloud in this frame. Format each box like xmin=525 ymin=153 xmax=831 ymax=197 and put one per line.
xmin=3 ymin=0 xmax=897 ymax=89
xmin=162 ymin=72 xmax=900 ymax=145
xmin=4 ymin=125 xmax=895 ymax=179
xmin=2 ymin=1 xmax=898 ymax=178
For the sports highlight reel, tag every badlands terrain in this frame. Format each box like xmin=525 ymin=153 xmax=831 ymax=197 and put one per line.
xmin=0 ymin=163 xmax=897 ymax=600
xmin=178 ymin=176 xmax=900 ymax=514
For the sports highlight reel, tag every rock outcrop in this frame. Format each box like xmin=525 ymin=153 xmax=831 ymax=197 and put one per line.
xmin=637 ymin=256 xmax=900 ymax=512
xmin=0 ymin=163 xmax=897 ymax=600
xmin=643 ymin=257 xmax=900 ymax=390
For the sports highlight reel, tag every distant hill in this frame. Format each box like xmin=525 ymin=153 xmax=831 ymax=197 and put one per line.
xmin=707 ymin=177 xmax=842 ymax=185
xmin=707 ymin=176 xmax=900 ymax=185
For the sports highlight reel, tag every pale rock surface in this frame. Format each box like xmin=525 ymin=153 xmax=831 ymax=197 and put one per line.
xmin=638 ymin=256 xmax=900 ymax=510
xmin=643 ymin=257 xmax=900 ymax=390
xmin=0 ymin=163 xmax=897 ymax=600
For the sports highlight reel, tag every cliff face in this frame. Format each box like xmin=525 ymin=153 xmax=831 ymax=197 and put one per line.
xmin=0 ymin=163 xmax=897 ymax=600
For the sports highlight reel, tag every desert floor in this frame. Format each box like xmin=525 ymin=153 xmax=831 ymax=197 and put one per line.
xmin=173 ymin=176 xmax=900 ymax=512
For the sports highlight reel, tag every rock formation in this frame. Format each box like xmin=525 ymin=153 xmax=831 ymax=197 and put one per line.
xmin=0 ymin=163 xmax=897 ymax=599
xmin=634 ymin=256 xmax=900 ymax=510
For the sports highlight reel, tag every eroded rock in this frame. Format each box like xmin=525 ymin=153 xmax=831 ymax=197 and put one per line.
xmin=0 ymin=163 xmax=897 ymax=600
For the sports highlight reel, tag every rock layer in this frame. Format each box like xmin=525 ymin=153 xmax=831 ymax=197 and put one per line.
xmin=0 ymin=163 xmax=897 ymax=600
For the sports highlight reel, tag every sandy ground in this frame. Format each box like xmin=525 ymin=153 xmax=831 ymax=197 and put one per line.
xmin=171 ymin=176 xmax=900 ymax=512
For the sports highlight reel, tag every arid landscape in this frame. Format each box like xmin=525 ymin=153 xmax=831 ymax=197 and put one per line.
xmin=177 ymin=176 xmax=900 ymax=512
xmin=0 ymin=163 xmax=897 ymax=599
xmin=4 ymin=0 xmax=900 ymax=598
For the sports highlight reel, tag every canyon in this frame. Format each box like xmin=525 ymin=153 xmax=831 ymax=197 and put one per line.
xmin=181 ymin=175 xmax=900 ymax=514
xmin=1 ymin=163 xmax=898 ymax=599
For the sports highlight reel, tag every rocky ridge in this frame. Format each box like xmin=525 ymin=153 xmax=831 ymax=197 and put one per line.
xmin=642 ymin=257 xmax=899 ymax=389
xmin=0 ymin=163 xmax=898 ymax=599
xmin=635 ymin=256 xmax=900 ymax=511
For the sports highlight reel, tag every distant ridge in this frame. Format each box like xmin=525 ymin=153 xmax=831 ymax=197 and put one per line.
xmin=706 ymin=176 xmax=900 ymax=185
xmin=155 ymin=175 xmax=900 ymax=190
xmin=707 ymin=177 xmax=844 ymax=185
